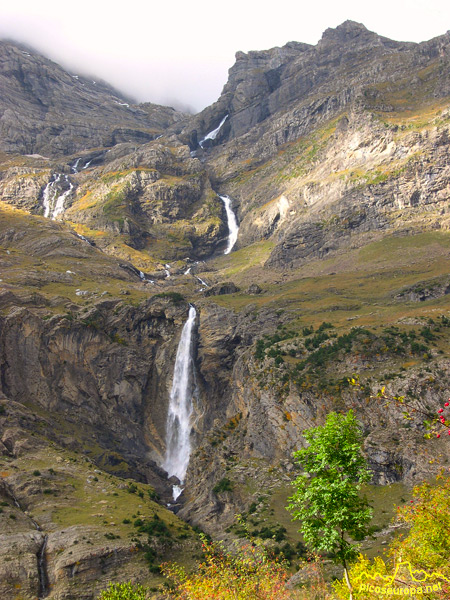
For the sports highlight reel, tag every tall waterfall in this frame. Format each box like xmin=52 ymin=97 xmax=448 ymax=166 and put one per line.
xmin=219 ymin=195 xmax=239 ymax=254
xmin=163 ymin=306 xmax=197 ymax=494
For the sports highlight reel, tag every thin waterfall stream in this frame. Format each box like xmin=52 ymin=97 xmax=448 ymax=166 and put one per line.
xmin=219 ymin=194 xmax=239 ymax=254
xmin=37 ymin=536 xmax=50 ymax=599
xmin=5 ymin=482 xmax=49 ymax=598
xmin=162 ymin=305 xmax=197 ymax=500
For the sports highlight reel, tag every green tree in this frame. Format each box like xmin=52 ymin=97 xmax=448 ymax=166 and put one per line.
xmin=287 ymin=410 xmax=373 ymax=600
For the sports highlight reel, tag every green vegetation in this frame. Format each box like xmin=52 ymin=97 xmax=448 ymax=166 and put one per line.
xmin=154 ymin=291 xmax=185 ymax=303
xmin=102 ymin=183 xmax=130 ymax=221
xmin=97 ymin=581 xmax=150 ymax=600
xmin=0 ymin=430 xmax=199 ymax=590
xmin=333 ymin=475 xmax=450 ymax=599
xmin=213 ymin=477 xmax=233 ymax=493
xmin=96 ymin=473 xmax=450 ymax=599
xmin=133 ymin=514 xmax=172 ymax=573
xmin=0 ymin=200 xmax=154 ymax=309
xmin=160 ymin=535 xmax=295 ymax=600
xmin=288 ymin=411 xmax=373 ymax=599
xmin=251 ymin=315 xmax=450 ymax=399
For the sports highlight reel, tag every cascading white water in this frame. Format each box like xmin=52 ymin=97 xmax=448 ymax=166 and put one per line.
xmin=219 ymin=195 xmax=239 ymax=254
xmin=72 ymin=157 xmax=92 ymax=173
xmin=75 ymin=232 xmax=92 ymax=245
xmin=52 ymin=178 xmax=73 ymax=219
xmin=163 ymin=306 xmax=197 ymax=497
xmin=199 ymin=115 xmax=228 ymax=148
xmin=139 ymin=270 xmax=155 ymax=284
xmin=195 ymin=275 xmax=208 ymax=288
xmin=42 ymin=174 xmax=61 ymax=218
xmin=42 ymin=174 xmax=73 ymax=219
xmin=71 ymin=158 xmax=81 ymax=174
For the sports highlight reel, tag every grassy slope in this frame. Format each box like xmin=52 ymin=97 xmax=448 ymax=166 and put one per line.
xmin=203 ymin=231 xmax=450 ymax=332
xmin=0 ymin=432 xmax=201 ymax=598
xmin=0 ymin=201 xmax=154 ymax=310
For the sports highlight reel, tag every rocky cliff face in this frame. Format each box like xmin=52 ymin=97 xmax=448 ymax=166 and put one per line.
xmin=0 ymin=296 xmax=189 ymax=471
xmin=0 ymin=136 xmax=229 ymax=272
xmin=0 ymin=395 xmax=200 ymax=600
xmin=1 ymin=21 xmax=450 ymax=598
xmin=0 ymin=40 xmax=188 ymax=156
xmin=181 ymin=21 xmax=450 ymax=151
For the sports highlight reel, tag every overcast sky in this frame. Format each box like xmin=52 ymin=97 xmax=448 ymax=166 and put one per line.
xmin=0 ymin=0 xmax=449 ymax=113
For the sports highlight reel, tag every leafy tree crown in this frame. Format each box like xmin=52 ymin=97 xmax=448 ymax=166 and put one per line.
xmin=287 ymin=410 xmax=373 ymax=565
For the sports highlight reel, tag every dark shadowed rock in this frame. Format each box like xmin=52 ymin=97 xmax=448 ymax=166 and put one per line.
xmin=203 ymin=282 xmax=240 ymax=296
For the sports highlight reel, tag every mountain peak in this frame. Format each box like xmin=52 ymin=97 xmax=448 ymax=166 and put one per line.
xmin=319 ymin=20 xmax=389 ymax=48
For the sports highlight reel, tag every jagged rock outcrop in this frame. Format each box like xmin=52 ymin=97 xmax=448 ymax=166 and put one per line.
xmin=0 ymin=136 xmax=228 ymax=266
xmin=203 ymin=282 xmax=240 ymax=296
xmin=263 ymin=110 xmax=450 ymax=268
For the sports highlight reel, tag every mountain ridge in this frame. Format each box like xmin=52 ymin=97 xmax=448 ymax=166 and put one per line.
xmin=0 ymin=39 xmax=189 ymax=156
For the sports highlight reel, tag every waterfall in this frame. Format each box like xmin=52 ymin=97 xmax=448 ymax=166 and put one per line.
xmin=219 ymin=195 xmax=239 ymax=254
xmin=71 ymin=158 xmax=81 ymax=173
xmin=52 ymin=178 xmax=73 ymax=219
xmin=163 ymin=306 xmax=197 ymax=496
xmin=42 ymin=174 xmax=73 ymax=219
xmin=4 ymin=482 xmax=48 ymax=598
xmin=75 ymin=232 xmax=94 ymax=245
xmin=38 ymin=536 xmax=49 ymax=599
xmin=42 ymin=174 xmax=60 ymax=218
xmin=195 ymin=275 xmax=208 ymax=288
xmin=199 ymin=114 xmax=228 ymax=148
xmin=139 ymin=270 xmax=155 ymax=284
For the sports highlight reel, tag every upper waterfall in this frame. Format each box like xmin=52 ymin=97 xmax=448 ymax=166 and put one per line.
xmin=162 ymin=306 xmax=197 ymax=487
xmin=199 ymin=115 xmax=228 ymax=148
xmin=219 ymin=195 xmax=239 ymax=254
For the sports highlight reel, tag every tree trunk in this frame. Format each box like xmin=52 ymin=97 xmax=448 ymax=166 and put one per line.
xmin=343 ymin=564 xmax=353 ymax=600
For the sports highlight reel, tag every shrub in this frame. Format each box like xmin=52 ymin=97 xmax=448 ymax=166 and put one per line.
xmin=97 ymin=581 xmax=150 ymax=599
xmin=154 ymin=292 xmax=184 ymax=303
xmin=161 ymin=535 xmax=295 ymax=599
xmin=333 ymin=474 xmax=450 ymax=599
xmin=213 ymin=478 xmax=233 ymax=493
